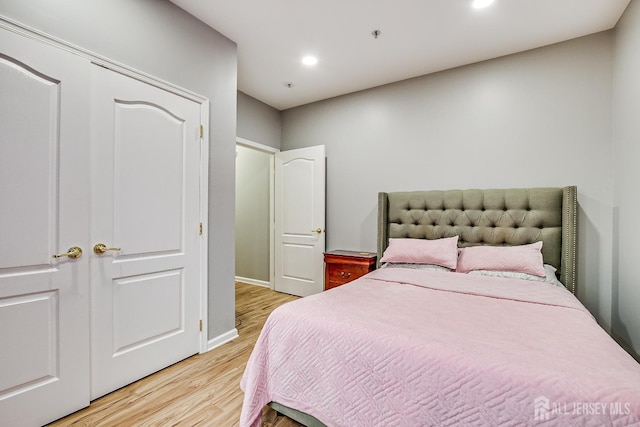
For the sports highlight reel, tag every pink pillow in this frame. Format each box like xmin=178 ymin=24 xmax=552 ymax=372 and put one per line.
xmin=380 ymin=237 xmax=459 ymax=270
xmin=456 ymin=241 xmax=546 ymax=277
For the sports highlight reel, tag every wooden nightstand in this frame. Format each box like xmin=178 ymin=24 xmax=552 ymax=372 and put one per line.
xmin=324 ymin=250 xmax=377 ymax=290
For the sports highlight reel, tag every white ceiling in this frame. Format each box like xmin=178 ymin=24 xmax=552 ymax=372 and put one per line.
xmin=170 ymin=0 xmax=630 ymax=111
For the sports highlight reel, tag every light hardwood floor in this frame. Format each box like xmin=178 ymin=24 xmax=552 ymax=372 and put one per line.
xmin=48 ymin=282 xmax=303 ymax=427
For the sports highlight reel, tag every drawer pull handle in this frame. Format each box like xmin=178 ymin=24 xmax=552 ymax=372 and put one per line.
xmin=340 ymin=272 xmax=351 ymax=279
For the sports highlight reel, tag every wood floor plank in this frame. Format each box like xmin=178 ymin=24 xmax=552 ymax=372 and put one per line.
xmin=48 ymin=283 xmax=303 ymax=427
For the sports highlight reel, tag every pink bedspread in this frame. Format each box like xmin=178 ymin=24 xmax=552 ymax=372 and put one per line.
xmin=240 ymin=268 xmax=640 ymax=426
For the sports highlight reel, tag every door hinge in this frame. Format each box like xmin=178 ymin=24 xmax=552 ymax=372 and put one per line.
xmin=199 ymin=222 xmax=203 ymax=235
xmin=199 ymin=125 xmax=204 ymax=139
xmin=199 ymin=319 xmax=203 ymax=332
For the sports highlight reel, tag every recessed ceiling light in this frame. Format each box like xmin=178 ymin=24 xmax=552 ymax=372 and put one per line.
xmin=302 ymin=56 xmax=318 ymax=66
xmin=472 ymin=0 xmax=494 ymax=9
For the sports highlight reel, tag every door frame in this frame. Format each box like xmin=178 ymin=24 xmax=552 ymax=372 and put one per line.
xmin=236 ymin=137 xmax=278 ymax=290
xmin=1 ymin=16 xmax=211 ymax=353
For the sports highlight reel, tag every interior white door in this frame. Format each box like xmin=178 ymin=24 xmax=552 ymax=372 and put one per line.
xmin=275 ymin=145 xmax=326 ymax=297
xmin=0 ymin=29 xmax=91 ymax=425
xmin=90 ymin=65 xmax=202 ymax=399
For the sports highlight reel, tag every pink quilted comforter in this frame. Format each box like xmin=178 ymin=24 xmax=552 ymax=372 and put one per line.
xmin=240 ymin=268 xmax=640 ymax=426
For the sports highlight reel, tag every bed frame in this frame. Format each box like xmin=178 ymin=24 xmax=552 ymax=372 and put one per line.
xmin=269 ymin=186 xmax=578 ymax=425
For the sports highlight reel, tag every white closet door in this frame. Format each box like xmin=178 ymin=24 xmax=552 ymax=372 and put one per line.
xmin=90 ymin=65 xmax=202 ymax=399
xmin=0 ymin=29 xmax=91 ymax=426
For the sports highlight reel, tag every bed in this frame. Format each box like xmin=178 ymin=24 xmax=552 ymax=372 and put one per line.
xmin=240 ymin=187 xmax=640 ymax=427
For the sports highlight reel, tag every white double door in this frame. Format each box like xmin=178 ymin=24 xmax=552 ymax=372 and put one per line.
xmin=0 ymin=28 xmax=202 ymax=426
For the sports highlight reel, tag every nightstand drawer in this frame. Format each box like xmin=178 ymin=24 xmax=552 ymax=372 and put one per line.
xmin=324 ymin=250 xmax=377 ymax=290
xmin=327 ymin=264 xmax=369 ymax=287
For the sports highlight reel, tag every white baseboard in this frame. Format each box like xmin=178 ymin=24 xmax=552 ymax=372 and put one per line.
xmin=235 ymin=276 xmax=271 ymax=288
xmin=206 ymin=328 xmax=239 ymax=352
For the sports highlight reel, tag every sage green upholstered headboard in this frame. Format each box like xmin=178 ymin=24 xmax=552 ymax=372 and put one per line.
xmin=377 ymin=187 xmax=578 ymax=293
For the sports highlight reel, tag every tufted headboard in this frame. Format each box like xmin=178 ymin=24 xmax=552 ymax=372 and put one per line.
xmin=377 ymin=187 xmax=578 ymax=293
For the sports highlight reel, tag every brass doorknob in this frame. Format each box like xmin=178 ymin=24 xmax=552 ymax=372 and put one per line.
xmin=52 ymin=246 xmax=83 ymax=259
xmin=93 ymin=243 xmax=121 ymax=255
xmin=312 ymin=228 xmax=324 ymax=234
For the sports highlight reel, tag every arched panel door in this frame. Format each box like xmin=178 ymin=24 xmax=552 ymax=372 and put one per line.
xmin=274 ymin=145 xmax=326 ymax=297
xmin=90 ymin=65 xmax=202 ymax=399
xmin=0 ymin=27 xmax=91 ymax=426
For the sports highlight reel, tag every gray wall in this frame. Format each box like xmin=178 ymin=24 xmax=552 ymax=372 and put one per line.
xmin=0 ymin=0 xmax=238 ymax=340
xmin=235 ymin=146 xmax=271 ymax=283
xmin=237 ymin=91 xmax=282 ymax=150
xmin=282 ymin=32 xmax=615 ymax=331
xmin=612 ymin=0 xmax=640 ymax=358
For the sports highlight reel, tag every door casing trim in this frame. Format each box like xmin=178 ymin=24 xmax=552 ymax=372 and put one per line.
xmin=236 ymin=137 xmax=278 ymax=290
